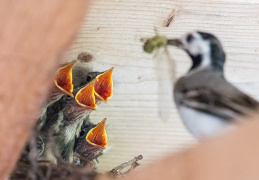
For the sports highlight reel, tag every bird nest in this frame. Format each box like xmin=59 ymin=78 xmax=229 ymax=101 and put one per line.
xmin=10 ymin=52 xmax=143 ymax=180
xmin=11 ymin=127 xmax=143 ymax=180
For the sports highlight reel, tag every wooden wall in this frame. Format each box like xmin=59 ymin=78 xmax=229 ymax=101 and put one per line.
xmin=66 ymin=0 xmax=259 ymax=171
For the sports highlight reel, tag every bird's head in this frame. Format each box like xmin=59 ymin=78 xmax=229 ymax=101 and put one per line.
xmin=54 ymin=60 xmax=76 ymax=97
xmin=85 ymin=118 xmax=108 ymax=149
xmin=168 ymin=31 xmax=226 ymax=72
xmin=94 ymin=67 xmax=114 ymax=103
xmin=74 ymin=118 xmax=108 ymax=161
xmin=74 ymin=79 xmax=97 ymax=110
xmin=74 ymin=67 xmax=114 ymax=110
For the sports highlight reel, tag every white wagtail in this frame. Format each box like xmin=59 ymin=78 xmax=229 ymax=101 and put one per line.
xmin=168 ymin=31 xmax=259 ymax=139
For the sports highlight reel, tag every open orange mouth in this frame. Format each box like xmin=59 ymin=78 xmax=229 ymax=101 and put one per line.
xmin=85 ymin=118 xmax=107 ymax=148
xmin=75 ymin=80 xmax=96 ymax=110
xmin=94 ymin=67 xmax=114 ymax=103
xmin=54 ymin=61 xmax=75 ymax=97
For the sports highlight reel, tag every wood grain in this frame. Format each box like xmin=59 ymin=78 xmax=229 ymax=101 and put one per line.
xmin=0 ymin=1 xmax=89 ymax=179
xmin=66 ymin=0 xmax=259 ymax=171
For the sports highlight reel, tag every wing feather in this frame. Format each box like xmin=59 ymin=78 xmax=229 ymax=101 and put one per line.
xmin=174 ymin=70 xmax=259 ymax=121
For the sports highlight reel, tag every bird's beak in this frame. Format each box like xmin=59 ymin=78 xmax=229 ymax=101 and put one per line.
xmin=75 ymin=79 xmax=97 ymax=110
xmin=94 ymin=67 xmax=114 ymax=103
xmin=54 ymin=61 xmax=76 ymax=97
xmin=85 ymin=118 xmax=108 ymax=149
xmin=167 ymin=39 xmax=183 ymax=48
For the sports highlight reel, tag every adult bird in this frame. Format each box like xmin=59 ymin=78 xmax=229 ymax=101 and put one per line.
xmin=168 ymin=31 xmax=259 ymax=139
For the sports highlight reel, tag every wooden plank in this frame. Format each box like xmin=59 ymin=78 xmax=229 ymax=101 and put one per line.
xmin=0 ymin=1 xmax=89 ymax=179
xmin=66 ymin=0 xmax=259 ymax=171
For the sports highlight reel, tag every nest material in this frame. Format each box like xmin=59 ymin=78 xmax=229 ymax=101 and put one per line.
xmin=11 ymin=152 xmax=143 ymax=180
xmin=11 ymin=160 xmax=97 ymax=180
xmin=11 ymin=131 xmax=97 ymax=180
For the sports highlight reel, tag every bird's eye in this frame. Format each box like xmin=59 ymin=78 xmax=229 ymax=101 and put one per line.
xmin=79 ymin=130 xmax=86 ymax=137
xmin=186 ymin=34 xmax=194 ymax=43
xmin=86 ymin=75 xmax=92 ymax=82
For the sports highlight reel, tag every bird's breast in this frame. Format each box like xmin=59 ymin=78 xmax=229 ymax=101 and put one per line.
xmin=178 ymin=106 xmax=233 ymax=140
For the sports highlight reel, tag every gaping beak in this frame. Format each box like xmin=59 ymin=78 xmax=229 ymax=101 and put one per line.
xmin=75 ymin=79 xmax=96 ymax=110
xmin=94 ymin=67 xmax=114 ymax=103
xmin=85 ymin=118 xmax=108 ymax=149
xmin=167 ymin=39 xmax=183 ymax=48
xmin=54 ymin=61 xmax=76 ymax=97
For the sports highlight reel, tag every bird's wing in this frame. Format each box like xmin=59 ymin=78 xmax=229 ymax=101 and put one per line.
xmin=182 ymin=88 xmax=258 ymax=120
xmin=175 ymin=71 xmax=259 ymax=120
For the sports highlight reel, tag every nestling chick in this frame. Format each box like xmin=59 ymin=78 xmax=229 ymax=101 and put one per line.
xmin=37 ymin=64 xmax=113 ymax=163
xmin=74 ymin=118 xmax=108 ymax=164
xmin=38 ymin=61 xmax=75 ymax=129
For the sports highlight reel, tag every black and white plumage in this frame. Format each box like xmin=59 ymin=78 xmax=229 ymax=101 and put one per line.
xmin=168 ymin=31 xmax=259 ymax=139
